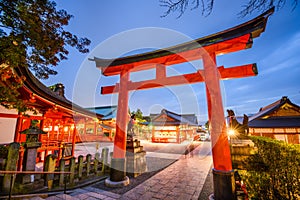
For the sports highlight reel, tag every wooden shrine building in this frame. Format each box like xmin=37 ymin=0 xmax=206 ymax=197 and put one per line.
xmin=0 ymin=66 xmax=104 ymax=169
xmin=249 ymin=96 xmax=300 ymax=144
xmin=150 ymin=109 xmax=198 ymax=143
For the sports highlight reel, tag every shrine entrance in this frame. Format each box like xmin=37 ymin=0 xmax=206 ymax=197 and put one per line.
xmin=91 ymin=8 xmax=273 ymax=200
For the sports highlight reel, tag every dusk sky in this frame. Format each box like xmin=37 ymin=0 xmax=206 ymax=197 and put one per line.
xmin=41 ymin=1 xmax=300 ymax=124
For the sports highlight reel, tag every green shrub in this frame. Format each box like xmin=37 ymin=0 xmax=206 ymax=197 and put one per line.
xmin=241 ymin=136 xmax=300 ymax=200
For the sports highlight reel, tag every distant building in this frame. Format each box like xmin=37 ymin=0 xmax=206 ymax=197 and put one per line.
xmin=248 ymin=96 xmax=300 ymax=144
xmin=87 ymin=106 xmax=117 ymax=141
xmin=150 ymin=109 xmax=198 ymax=143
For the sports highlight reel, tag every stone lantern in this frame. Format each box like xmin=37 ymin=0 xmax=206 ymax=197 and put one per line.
xmin=20 ymin=120 xmax=47 ymax=183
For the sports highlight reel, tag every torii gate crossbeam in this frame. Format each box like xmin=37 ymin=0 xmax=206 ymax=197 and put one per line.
xmin=91 ymin=7 xmax=273 ymax=200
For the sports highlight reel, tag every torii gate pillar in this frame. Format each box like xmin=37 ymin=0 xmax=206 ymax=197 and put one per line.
xmin=105 ymin=70 xmax=130 ymax=187
xmin=203 ymin=53 xmax=236 ymax=200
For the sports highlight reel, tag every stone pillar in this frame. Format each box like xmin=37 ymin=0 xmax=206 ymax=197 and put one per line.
xmin=44 ymin=154 xmax=57 ymax=189
xmin=101 ymin=147 xmax=109 ymax=172
xmin=69 ymin=157 xmax=75 ymax=186
xmin=95 ymin=152 xmax=100 ymax=161
xmin=2 ymin=142 xmax=20 ymax=193
xmin=94 ymin=156 xmax=99 ymax=174
xmin=78 ymin=155 xmax=84 ymax=179
xmin=22 ymin=142 xmax=42 ymax=183
xmin=94 ymin=152 xmax=100 ymax=174
xmin=59 ymin=159 xmax=65 ymax=187
xmin=86 ymin=154 xmax=91 ymax=175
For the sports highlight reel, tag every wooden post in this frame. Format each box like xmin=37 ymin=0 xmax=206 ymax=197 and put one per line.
xmin=86 ymin=154 xmax=91 ymax=175
xmin=151 ymin=126 xmax=154 ymax=142
xmin=14 ymin=113 xmax=22 ymax=142
xmin=203 ymin=53 xmax=236 ymax=200
xmin=101 ymin=147 xmax=109 ymax=172
xmin=44 ymin=154 xmax=57 ymax=190
xmin=2 ymin=142 xmax=20 ymax=193
xmin=95 ymin=152 xmax=100 ymax=160
xmin=15 ymin=114 xmax=23 ymax=171
xmin=156 ymin=64 xmax=166 ymax=79
xmin=59 ymin=159 xmax=65 ymax=187
xmin=94 ymin=152 xmax=100 ymax=174
xmin=94 ymin=157 xmax=99 ymax=174
xmin=176 ymin=126 xmax=180 ymax=143
xmin=78 ymin=155 xmax=84 ymax=179
xmin=69 ymin=157 xmax=75 ymax=186
xmin=71 ymin=126 xmax=76 ymax=157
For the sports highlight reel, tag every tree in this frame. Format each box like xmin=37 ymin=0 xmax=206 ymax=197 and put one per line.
xmin=204 ymin=120 xmax=209 ymax=130
xmin=0 ymin=0 xmax=90 ymax=111
xmin=135 ymin=108 xmax=143 ymax=121
xmin=130 ymin=108 xmax=147 ymax=138
xmin=160 ymin=0 xmax=298 ymax=18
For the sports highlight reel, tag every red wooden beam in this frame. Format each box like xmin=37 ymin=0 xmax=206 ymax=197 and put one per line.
xmin=100 ymin=34 xmax=251 ymax=76
xmin=0 ymin=113 xmax=19 ymax=118
xmin=101 ymin=63 xmax=257 ymax=94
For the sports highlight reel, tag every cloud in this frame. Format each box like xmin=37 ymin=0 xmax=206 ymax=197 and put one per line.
xmin=260 ymin=31 xmax=300 ymax=75
xmin=235 ymin=84 xmax=251 ymax=91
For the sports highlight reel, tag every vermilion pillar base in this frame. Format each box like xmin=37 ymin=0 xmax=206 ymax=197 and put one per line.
xmin=105 ymin=158 xmax=130 ymax=188
xmin=212 ymin=168 xmax=236 ymax=200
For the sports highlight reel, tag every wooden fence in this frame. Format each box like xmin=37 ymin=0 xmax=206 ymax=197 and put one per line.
xmin=1 ymin=144 xmax=110 ymax=195
xmin=44 ymin=147 xmax=110 ymax=189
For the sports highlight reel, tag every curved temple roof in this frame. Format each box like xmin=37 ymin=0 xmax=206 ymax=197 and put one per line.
xmin=14 ymin=66 xmax=102 ymax=119
xmin=91 ymin=7 xmax=274 ymax=76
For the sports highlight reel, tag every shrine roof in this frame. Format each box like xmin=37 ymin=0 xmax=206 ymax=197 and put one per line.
xmin=99 ymin=123 xmax=115 ymax=130
xmin=249 ymin=96 xmax=300 ymax=121
xmin=249 ymin=117 xmax=300 ymax=128
xmin=151 ymin=109 xmax=198 ymax=126
xmin=87 ymin=105 xmax=117 ymax=120
xmin=15 ymin=66 xmax=102 ymax=119
xmin=249 ymin=96 xmax=300 ymax=128
xmin=91 ymin=7 xmax=274 ymax=76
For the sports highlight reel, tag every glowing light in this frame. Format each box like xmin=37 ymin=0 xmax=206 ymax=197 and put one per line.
xmin=228 ymin=129 xmax=236 ymax=137
xmin=64 ymin=126 xmax=69 ymax=132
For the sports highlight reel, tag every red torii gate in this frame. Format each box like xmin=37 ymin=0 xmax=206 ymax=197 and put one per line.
xmin=92 ymin=8 xmax=273 ymax=200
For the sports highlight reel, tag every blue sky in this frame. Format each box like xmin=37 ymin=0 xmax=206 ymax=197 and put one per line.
xmin=41 ymin=1 xmax=300 ymax=124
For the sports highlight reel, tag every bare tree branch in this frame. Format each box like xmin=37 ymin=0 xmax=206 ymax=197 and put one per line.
xmin=160 ymin=0 xmax=214 ymax=18
xmin=160 ymin=0 xmax=298 ymax=18
xmin=160 ymin=0 xmax=189 ymax=18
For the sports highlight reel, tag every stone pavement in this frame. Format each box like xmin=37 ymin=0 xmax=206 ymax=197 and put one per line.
xmin=29 ymin=142 xmax=213 ymax=200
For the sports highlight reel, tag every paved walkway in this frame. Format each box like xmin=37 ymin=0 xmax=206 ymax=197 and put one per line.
xmin=30 ymin=142 xmax=213 ymax=200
